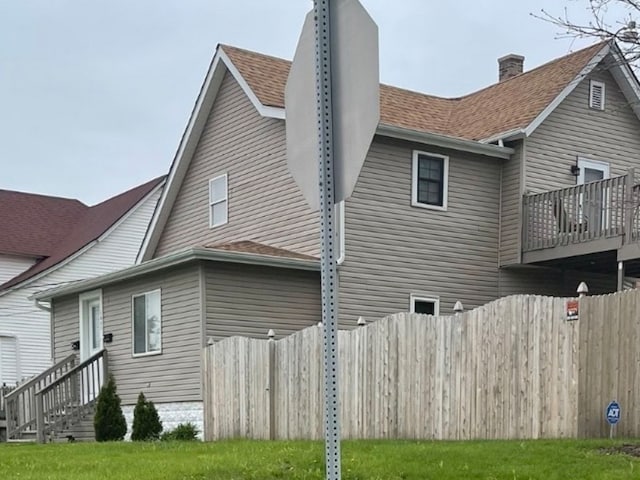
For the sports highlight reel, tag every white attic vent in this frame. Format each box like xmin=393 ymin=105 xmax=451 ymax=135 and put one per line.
xmin=589 ymin=80 xmax=605 ymax=110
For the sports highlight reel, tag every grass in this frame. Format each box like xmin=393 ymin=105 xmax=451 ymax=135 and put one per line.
xmin=1 ymin=439 xmax=640 ymax=479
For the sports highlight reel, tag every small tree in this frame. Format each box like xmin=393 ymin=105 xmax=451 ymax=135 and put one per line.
xmin=94 ymin=375 xmax=127 ymax=442
xmin=131 ymin=392 xmax=163 ymax=441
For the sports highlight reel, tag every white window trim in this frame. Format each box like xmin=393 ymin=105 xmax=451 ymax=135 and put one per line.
xmin=209 ymin=173 xmax=228 ymax=228
xmin=577 ymin=157 xmax=610 ymax=184
xmin=411 ymin=150 xmax=449 ymax=211
xmin=589 ymin=80 xmax=605 ymax=110
xmin=78 ymin=290 xmax=103 ymax=361
xmin=131 ymin=288 xmax=162 ymax=358
xmin=409 ymin=294 xmax=440 ymax=316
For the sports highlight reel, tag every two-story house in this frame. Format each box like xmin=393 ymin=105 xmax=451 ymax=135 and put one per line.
xmin=0 ymin=177 xmax=164 ymax=388
xmin=17 ymin=40 xmax=640 ymax=440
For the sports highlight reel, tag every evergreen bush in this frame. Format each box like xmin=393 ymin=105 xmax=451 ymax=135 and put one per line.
xmin=94 ymin=375 xmax=127 ymax=442
xmin=131 ymin=392 xmax=163 ymax=441
xmin=160 ymin=422 xmax=199 ymax=441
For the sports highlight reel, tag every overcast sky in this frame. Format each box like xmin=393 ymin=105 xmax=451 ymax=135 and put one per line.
xmin=0 ymin=1 xmax=619 ymax=204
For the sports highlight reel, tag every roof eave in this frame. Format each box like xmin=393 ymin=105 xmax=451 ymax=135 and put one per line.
xmin=378 ymin=124 xmax=514 ymax=159
xmin=33 ymin=247 xmax=319 ymax=301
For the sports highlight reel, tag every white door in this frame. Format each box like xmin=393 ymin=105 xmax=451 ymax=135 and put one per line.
xmin=578 ymin=158 xmax=610 ymax=232
xmin=79 ymin=293 xmax=103 ymax=401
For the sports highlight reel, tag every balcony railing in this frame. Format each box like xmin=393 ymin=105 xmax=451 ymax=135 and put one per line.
xmin=523 ymin=172 xmax=639 ymax=253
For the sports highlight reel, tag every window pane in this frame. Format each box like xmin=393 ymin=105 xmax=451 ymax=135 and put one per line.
xmin=210 ymin=176 xmax=227 ymax=203
xmin=133 ymin=295 xmax=146 ymax=354
xmin=146 ymin=291 xmax=161 ymax=353
xmin=417 ymin=156 xmax=444 ymax=206
xmin=91 ymin=305 xmax=100 ymax=350
xmin=414 ymin=301 xmax=435 ymax=315
xmin=211 ymin=201 xmax=228 ymax=226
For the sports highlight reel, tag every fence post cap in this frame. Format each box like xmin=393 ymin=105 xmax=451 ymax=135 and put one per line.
xmin=357 ymin=316 xmax=366 ymax=327
xmin=317 ymin=322 xmax=323 ymax=327
xmin=267 ymin=329 xmax=275 ymax=339
xmin=577 ymin=282 xmax=589 ymax=297
xmin=206 ymin=337 xmax=215 ymax=346
xmin=453 ymin=301 xmax=464 ymax=313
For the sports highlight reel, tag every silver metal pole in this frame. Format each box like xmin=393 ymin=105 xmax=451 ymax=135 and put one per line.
xmin=314 ymin=0 xmax=341 ymax=478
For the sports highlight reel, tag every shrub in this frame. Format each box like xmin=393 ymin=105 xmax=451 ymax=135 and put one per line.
xmin=160 ymin=422 xmax=199 ymax=441
xmin=131 ymin=392 xmax=163 ymax=441
xmin=94 ymin=375 xmax=127 ymax=442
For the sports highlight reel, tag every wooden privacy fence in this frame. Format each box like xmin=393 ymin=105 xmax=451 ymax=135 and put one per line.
xmin=203 ymin=291 xmax=640 ymax=440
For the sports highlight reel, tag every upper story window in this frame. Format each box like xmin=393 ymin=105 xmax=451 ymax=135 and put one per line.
xmin=209 ymin=174 xmax=228 ymax=228
xmin=132 ymin=289 xmax=162 ymax=356
xmin=409 ymin=294 xmax=440 ymax=316
xmin=589 ymin=80 xmax=605 ymax=110
xmin=411 ymin=151 xmax=449 ymax=211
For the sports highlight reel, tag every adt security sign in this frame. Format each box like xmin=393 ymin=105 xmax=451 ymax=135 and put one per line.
xmin=606 ymin=401 xmax=621 ymax=425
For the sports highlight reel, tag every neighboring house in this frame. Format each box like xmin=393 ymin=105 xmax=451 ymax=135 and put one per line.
xmin=19 ymin=39 xmax=640 ymax=440
xmin=0 ymin=177 xmax=165 ymax=387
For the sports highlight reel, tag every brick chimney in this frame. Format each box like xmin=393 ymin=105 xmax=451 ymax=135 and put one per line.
xmin=498 ymin=54 xmax=524 ymax=81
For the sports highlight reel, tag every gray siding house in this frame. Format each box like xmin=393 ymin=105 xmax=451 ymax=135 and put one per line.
xmin=14 ymin=39 xmax=640 ymax=440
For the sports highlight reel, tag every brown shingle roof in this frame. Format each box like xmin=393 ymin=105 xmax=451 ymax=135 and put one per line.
xmin=0 ymin=176 xmax=165 ymax=290
xmin=221 ymin=42 xmax=606 ymax=141
xmin=204 ymin=240 xmax=318 ymax=261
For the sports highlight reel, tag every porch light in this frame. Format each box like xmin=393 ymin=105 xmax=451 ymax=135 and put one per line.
xmin=103 ymin=333 xmax=113 ymax=344
xmin=570 ymin=165 xmax=580 ymax=176
xmin=71 ymin=340 xmax=80 ymax=351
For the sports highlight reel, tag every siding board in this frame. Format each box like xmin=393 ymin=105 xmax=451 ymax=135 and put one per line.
xmin=340 ymin=138 xmax=502 ymax=320
xmin=53 ymin=265 xmax=201 ymax=405
xmin=527 ymin=68 xmax=640 ymax=193
xmin=205 ymin=263 xmax=320 ymax=341
xmin=155 ymin=72 xmax=319 ymax=258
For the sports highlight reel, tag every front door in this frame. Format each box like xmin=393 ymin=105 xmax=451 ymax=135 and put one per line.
xmin=578 ymin=158 xmax=610 ymax=233
xmin=79 ymin=292 xmax=103 ymax=401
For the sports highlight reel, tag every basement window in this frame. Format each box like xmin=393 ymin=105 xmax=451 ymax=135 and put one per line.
xmin=409 ymin=294 xmax=440 ymax=316
xmin=589 ymin=80 xmax=605 ymax=110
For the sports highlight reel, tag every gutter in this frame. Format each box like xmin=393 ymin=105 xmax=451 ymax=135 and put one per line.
xmin=479 ymin=128 xmax=526 ymax=145
xmin=32 ymin=247 xmax=319 ymax=301
xmin=377 ymin=124 xmax=514 ymax=159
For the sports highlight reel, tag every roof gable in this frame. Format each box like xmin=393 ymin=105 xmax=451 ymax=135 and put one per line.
xmin=0 ymin=176 xmax=165 ymax=291
xmin=222 ymin=42 xmax=610 ymax=141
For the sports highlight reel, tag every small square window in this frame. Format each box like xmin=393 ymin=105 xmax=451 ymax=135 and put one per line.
xmin=209 ymin=174 xmax=228 ymax=228
xmin=409 ymin=295 xmax=440 ymax=316
xmin=132 ymin=289 xmax=162 ymax=356
xmin=411 ymin=151 xmax=449 ymax=210
xmin=589 ymin=80 xmax=605 ymax=110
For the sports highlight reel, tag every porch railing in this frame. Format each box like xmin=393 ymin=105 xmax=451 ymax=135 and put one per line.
xmin=523 ymin=172 xmax=638 ymax=252
xmin=5 ymin=350 xmax=107 ymax=442
xmin=1 ymin=383 xmax=16 ymax=418
xmin=5 ymin=354 xmax=76 ymax=440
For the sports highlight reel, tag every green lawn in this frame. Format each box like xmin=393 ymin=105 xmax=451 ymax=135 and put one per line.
xmin=1 ymin=439 xmax=639 ymax=479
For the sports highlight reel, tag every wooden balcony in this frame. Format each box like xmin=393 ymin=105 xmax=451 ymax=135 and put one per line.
xmin=522 ymin=171 xmax=640 ymax=264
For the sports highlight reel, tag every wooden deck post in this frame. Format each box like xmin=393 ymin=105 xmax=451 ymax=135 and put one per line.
xmin=624 ymin=168 xmax=635 ymax=245
xmin=35 ymin=392 xmax=45 ymax=444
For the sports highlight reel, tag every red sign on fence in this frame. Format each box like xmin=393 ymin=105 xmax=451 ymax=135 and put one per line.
xmin=566 ymin=300 xmax=579 ymax=321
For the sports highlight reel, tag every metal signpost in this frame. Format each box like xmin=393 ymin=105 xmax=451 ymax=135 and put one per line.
xmin=606 ymin=400 xmax=621 ymax=439
xmin=285 ymin=1 xmax=379 ymax=478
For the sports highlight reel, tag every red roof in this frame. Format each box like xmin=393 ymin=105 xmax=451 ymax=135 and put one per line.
xmin=0 ymin=176 xmax=165 ymax=290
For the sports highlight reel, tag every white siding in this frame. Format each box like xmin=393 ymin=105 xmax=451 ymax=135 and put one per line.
xmin=0 ymin=255 xmax=37 ymax=285
xmin=0 ymin=187 xmax=161 ymax=384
